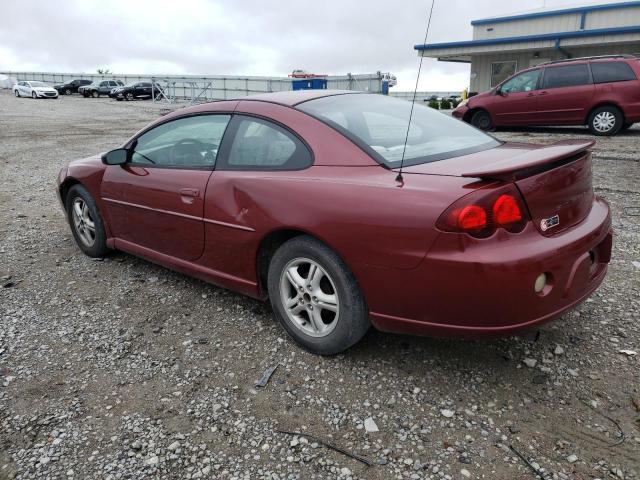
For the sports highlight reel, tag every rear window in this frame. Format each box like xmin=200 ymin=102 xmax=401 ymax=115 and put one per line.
xmin=298 ymin=94 xmax=499 ymax=168
xmin=543 ymin=64 xmax=591 ymax=89
xmin=591 ymin=61 xmax=637 ymax=83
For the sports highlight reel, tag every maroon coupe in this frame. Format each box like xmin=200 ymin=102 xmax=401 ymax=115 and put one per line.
xmin=57 ymin=90 xmax=612 ymax=354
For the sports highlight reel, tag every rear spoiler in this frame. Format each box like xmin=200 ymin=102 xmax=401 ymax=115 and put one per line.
xmin=462 ymin=140 xmax=595 ymax=181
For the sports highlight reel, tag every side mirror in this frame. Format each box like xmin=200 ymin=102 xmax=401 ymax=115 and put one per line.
xmin=102 ymin=148 xmax=128 ymax=165
xmin=497 ymin=88 xmax=506 ymax=97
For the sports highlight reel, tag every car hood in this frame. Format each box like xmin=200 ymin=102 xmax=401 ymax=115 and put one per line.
xmin=34 ymin=87 xmax=57 ymax=92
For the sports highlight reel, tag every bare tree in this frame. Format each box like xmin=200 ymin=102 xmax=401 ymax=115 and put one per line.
xmin=96 ymin=68 xmax=111 ymax=75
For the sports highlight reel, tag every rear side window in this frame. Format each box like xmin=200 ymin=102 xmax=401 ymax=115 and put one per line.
xmin=221 ymin=116 xmax=312 ymax=170
xmin=543 ymin=64 xmax=591 ymax=88
xmin=591 ymin=61 xmax=637 ymax=83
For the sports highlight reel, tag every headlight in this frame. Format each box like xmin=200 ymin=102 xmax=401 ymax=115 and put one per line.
xmin=457 ymin=99 xmax=469 ymax=108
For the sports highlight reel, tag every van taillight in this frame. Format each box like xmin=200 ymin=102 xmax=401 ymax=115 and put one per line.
xmin=436 ymin=185 xmax=529 ymax=238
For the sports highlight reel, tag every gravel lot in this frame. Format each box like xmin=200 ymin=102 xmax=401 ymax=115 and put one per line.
xmin=1 ymin=90 xmax=639 ymax=480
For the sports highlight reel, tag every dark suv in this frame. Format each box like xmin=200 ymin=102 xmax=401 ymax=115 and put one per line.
xmin=453 ymin=55 xmax=640 ymax=135
xmin=79 ymin=80 xmax=124 ymax=98
xmin=110 ymin=82 xmax=161 ymax=101
xmin=53 ymin=79 xmax=92 ymax=95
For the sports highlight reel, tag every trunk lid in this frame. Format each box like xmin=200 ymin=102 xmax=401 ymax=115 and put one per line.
xmin=399 ymin=140 xmax=595 ymax=235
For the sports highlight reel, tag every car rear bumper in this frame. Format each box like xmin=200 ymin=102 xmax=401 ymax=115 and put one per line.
xmin=367 ymin=196 xmax=612 ymax=337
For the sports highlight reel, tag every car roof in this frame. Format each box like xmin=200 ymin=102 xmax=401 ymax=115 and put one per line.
xmin=235 ymin=89 xmax=364 ymax=106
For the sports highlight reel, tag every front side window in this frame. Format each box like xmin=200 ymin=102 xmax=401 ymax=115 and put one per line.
xmin=591 ymin=61 xmax=637 ymax=83
xmin=298 ymin=93 xmax=499 ymax=168
xmin=223 ymin=117 xmax=312 ymax=170
xmin=491 ymin=61 xmax=517 ymax=87
xmin=131 ymin=115 xmax=231 ymax=168
xmin=543 ymin=64 xmax=590 ymax=89
xmin=500 ymin=69 xmax=541 ymax=93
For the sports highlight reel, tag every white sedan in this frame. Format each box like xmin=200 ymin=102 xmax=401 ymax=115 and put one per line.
xmin=13 ymin=81 xmax=59 ymax=99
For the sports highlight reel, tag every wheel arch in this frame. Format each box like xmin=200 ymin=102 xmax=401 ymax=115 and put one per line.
xmin=255 ymin=228 xmax=349 ymax=299
xmin=585 ymin=102 xmax=626 ymax=125
xmin=463 ymin=107 xmax=490 ymax=124
xmin=59 ymin=177 xmax=82 ymax=208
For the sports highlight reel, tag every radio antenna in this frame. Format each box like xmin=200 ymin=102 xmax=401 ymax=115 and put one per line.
xmin=396 ymin=0 xmax=436 ymax=183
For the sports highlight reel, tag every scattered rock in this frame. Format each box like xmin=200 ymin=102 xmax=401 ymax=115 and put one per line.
xmin=364 ymin=416 xmax=379 ymax=433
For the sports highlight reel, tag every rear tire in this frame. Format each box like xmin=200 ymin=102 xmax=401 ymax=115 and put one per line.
xmin=65 ymin=88 xmax=72 ymax=95
xmin=588 ymin=106 xmax=623 ymax=136
xmin=267 ymin=236 xmax=369 ymax=355
xmin=14 ymin=90 xmax=19 ymax=97
xmin=125 ymin=92 xmax=134 ymax=101
xmin=92 ymin=90 xmax=99 ymax=98
xmin=470 ymin=110 xmax=493 ymax=130
xmin=65 ymin=185 xmax=109 ymax=258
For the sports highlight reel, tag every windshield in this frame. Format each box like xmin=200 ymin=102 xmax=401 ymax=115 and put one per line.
xmin=30 ymin=81 xmax=48 ymax=87
xmin=298 ymin=94 xmax=500 ymax=168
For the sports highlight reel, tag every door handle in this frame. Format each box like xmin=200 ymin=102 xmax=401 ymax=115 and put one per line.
xmin=538 ymin=91 xmax=549 ymax=96
xmin=179 ymin=188 xmax=199 ymax=197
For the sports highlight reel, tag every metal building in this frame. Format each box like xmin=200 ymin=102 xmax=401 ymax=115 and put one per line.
xmin=416 ymin=1 xmax=640 ymax=94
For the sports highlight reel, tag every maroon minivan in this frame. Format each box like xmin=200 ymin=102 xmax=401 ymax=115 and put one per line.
xmin=453 ymin=55 xmax=640 ymax=136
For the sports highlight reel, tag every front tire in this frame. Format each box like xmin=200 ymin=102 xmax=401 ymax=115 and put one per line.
xmin=470 ymin=110 xmax=493 ymax=130
xmin=267 ymin=236 xmax=369 ymax=355
xmin=588 ymin=106 xmax=623 ymax=136
xmin=65 ymin=88 xmax=72 ymax=95
xmin=31 ymin=92 xmax=37 ymax=99
xmin=92 ymin=90 xmax=99 ymax=98
xmin=66 ymin=185 xmax=109 ymax=258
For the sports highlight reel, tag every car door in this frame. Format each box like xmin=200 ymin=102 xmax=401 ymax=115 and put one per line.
xmin=141 ymin=82 xmax=152 ymax=98
xmin=535 ymin=64 xmax=595 ymax=124
xmin=487 ymin=68 xmax=543 ymax=125
xmin=100 ymin=113 xmax=232 ymax=260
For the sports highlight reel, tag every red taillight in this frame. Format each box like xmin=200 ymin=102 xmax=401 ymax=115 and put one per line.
xmin=493 ymin=194 xmax=522 ymax=226
xmin=436 ymin=184 xmax=529 ymax=238
xmin=457 ymin=205 xmax=487 ymax=231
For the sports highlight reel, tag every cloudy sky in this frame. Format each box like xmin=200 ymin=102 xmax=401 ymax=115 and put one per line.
xmin=0 ymin=0 xmax=624 ymax=91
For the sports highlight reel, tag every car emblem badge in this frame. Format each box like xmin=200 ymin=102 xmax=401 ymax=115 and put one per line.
xmin=540 ymin=215 xmax=560 ymax=232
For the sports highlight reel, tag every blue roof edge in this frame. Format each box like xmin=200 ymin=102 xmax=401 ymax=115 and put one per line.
xmin=470 ymin=1 xmax=640 ymax=25
xmin=414 ymin=25 xmax=640 ymax=51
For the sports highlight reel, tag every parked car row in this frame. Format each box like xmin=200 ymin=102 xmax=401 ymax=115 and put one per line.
xmin=453 ymin=54 xmax=640 ymax=136
xmin=12 ymin=78 xmax=163 ymax=102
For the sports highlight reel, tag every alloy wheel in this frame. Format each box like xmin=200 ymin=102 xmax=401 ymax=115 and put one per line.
xmin=279 ymin=257 xmax=340 ymax=338
xmin=593 ymin=111 xmax=616 ymax=133
xmin=72 ymin=198 xmax=96 ymax=247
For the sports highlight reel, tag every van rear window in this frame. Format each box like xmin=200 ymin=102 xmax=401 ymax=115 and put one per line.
xmin=591 ymin=62 xmax=637 ymax=84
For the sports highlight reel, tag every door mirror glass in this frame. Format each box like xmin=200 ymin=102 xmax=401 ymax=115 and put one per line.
xmin=102 ymin=148 xmax=128 ymax=165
